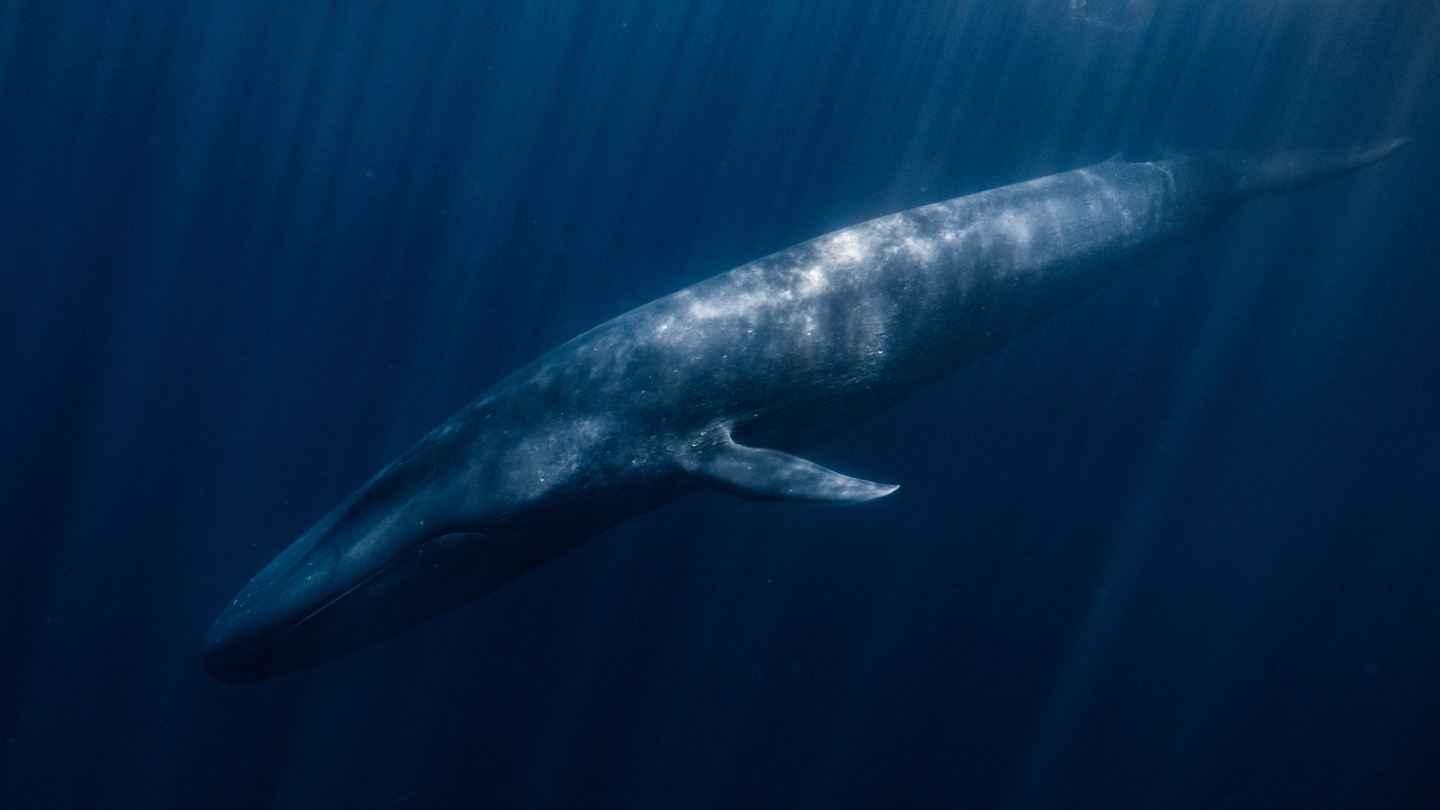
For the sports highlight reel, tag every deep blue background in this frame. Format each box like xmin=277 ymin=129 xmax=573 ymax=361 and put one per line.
xmin=3 ymin=1 xmax=1439 ymax=807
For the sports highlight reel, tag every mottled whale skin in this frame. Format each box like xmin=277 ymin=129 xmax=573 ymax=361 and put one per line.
xmin=204 ymin=140 xmax=1406 ymax=681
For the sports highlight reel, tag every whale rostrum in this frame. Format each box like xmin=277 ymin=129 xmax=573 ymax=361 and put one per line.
xmin=204 ymin=139 xmax=1408 ymax=681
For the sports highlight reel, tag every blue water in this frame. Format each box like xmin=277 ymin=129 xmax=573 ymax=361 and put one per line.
xmin=3 ymin=1 xmax=1439 ymax=807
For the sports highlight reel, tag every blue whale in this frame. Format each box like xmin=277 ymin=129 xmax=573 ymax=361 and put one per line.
xmin=204 ymin=140 xmax=1406 ymax=681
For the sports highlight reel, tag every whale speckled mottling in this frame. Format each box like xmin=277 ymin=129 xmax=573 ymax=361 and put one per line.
xmin=204 ymin=140 xmax=1407 ymax=681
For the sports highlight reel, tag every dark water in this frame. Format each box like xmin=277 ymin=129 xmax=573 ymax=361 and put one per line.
xmin=4 ymin=1 xmax=1440 ymax=807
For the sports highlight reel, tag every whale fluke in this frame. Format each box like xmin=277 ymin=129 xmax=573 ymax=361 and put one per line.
xmin=1231 ymin=137 xmax=1410 ymax=197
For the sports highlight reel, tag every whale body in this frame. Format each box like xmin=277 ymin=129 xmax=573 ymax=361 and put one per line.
xmin=204 ymin=140 xmax=1406 ymax=681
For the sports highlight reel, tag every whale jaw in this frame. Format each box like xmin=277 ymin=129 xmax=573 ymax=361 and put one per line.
xmin=202 ymin=529 xmax=576 ymax=682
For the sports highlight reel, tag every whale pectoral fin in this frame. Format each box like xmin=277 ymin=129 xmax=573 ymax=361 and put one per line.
xmin=679 ymin=429 xmax=898 ymax=504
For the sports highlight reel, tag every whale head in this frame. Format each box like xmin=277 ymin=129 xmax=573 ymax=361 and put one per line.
xmin=202 ymin=399 xmax=636 ymax=682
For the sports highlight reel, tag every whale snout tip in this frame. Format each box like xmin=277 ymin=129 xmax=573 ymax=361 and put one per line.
xmin=201 ymin=607 xmax=279 ymax=683
xmin=201 ymin=623 xmax=257 ymax=683
xmin=201 ymin=576 xmax=314 ymax=683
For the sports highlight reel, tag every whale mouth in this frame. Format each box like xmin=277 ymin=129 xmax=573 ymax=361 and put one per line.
xmin=202 ymin=525 xmax=576 ymax=682
xmin=203 ymin=531 xmax=490 ymax=682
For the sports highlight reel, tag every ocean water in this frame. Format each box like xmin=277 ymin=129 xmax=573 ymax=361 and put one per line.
xmin=3 ymin=1 xmax=1439 ymax=807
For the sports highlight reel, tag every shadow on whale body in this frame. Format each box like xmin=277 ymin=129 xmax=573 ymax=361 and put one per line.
xmin=204 ymin=139 xmax=1408 ymax=682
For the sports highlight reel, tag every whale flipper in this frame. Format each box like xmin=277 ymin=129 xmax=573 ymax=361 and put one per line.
xmin=679 ymin=427 xmax=898 ymax=504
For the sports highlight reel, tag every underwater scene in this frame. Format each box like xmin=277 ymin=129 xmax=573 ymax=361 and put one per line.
xmin=3 ymin=1 xmax=1439 ymax=807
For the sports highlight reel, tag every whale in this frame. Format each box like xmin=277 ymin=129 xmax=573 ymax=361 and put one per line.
xmin=203 ymin=139 xmax=1406 ymax=681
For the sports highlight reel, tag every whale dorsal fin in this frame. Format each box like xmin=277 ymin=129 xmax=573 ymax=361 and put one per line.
xmin=677 ymin=425 xmax=898 ymax=504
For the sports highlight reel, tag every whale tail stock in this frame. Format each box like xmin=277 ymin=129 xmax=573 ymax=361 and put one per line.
xmin=1223 ymin=137 xmax=1410 ymax=198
